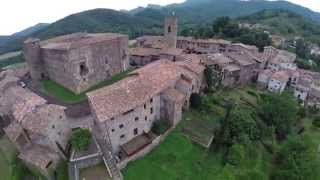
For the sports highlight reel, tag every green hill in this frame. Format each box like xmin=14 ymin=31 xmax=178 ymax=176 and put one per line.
xmin=1 ymin=0 xmax=320 ymax=54
xmin=237 ymin=9 xmax=320 ymax=43
xmin=0 ymin=9 xmax=163 ymax=54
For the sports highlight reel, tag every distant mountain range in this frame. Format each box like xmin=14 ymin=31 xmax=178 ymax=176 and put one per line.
xmin=1 ymin=0 xmax=320 ymax=54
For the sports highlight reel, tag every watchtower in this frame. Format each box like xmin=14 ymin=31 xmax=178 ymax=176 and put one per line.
xmin=164 ymin=13 xmax=178 ymax=48
xmin=23 ymin=38 xmax=46 ymax=81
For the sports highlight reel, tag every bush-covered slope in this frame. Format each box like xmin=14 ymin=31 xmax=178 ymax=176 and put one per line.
xmin=237 ymin=9 xmax=320 ymax=43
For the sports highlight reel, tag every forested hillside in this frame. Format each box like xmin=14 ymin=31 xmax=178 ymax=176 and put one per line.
xmin=1 ymin=0 xmax=320 ymax=55
xmin=237 ymin=9 xmax=320 ymax=43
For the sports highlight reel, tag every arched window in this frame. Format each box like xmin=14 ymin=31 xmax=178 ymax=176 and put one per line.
xmin=168 ymin=26 xmax=172 ymax=33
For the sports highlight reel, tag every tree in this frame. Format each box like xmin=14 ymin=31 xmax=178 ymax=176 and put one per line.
xmin=204 ymin=66 xmax=213 ymax=90
xmin=71 ymin=128 xmax=92 ymax=152
xmin=228 ymin=107 xmax=260 ymax=143
xmin=225 ymin=143 xmax=245 ymax=166
xmin=271 ymin=135 xmax=320 ymax=180
xmin=213 ymin=16 xmax=232 ymax=34
xmin=214 ymin=104 xmax=260 ymax=150
xmin=258 ymin=92 xmax=299 ymax=138
xmin=295 ymin=38 xmax=310 ymax=59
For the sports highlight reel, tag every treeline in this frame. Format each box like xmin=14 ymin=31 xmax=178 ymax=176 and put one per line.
xmin=180 ymin=17 xmax=272 ymax=52
xmin=206 ymin=91 xmax=319 ymax=179
xmin=289 ymin=38 xmax=320 ymax=72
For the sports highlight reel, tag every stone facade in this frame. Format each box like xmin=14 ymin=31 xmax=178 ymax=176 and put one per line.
xmin=87 ymin=59 xmax=204 ymax=156
xmin=164 ymin=15 xmax=178 ymax=48
xmin=24 ymin=33 xmax=129 ymax=94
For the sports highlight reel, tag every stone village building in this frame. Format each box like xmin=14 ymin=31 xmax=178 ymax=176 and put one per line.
xmin=87 ymin=59 xmax=204 ymax=157
xmin=0 ymin=70 xmax=72 ymax=178
xmin=1 ymin=14 xmax=320 ymax=180
xmin=24 ymin=33 xmax=129 ymax=94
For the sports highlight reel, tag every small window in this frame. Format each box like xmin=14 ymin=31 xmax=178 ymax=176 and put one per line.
xmin=120 ymin=134 xmax=125 ymax=139
xmin=134 ymin=128 xmax=138 ymax=135
xmin=168 ymin=26 xmax=172 ymax=33
xmin=135 ymin=117 xmax=139 ymax=122
xmin=52 ymin=125 xmax=55 ymax=129
xmin=150 ymin=98 xmax=153 ymax=103
xmin=145 ymin=116 xmax=147 ymax=121
xmin=144 ymin=104 xmax=146 ymax=109
xmin=111 ymin=117 xmax=115 ymax=121
xmin=119 ymin=124 xmax=124 ymax=129
xmin=150 ymin=108 xmax=153 ymax=114
xmin=112 ymin=129 xmax=115 ymax=132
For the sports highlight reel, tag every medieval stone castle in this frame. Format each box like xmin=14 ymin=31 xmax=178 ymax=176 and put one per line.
xmin=1 ymin=14 xmax=320 ymax=180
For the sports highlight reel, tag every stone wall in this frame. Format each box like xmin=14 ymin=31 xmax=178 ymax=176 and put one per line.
xmin=101 ymin=94 xmax=161 ymax=154
xmin=41 ymin=37 xmax=129 ymax=94
xmin=118 ymin=127 xmax=174 ymax=169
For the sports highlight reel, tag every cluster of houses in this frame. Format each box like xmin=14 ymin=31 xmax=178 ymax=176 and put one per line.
xmin=0 ymin=15 xmax=320 ymax=180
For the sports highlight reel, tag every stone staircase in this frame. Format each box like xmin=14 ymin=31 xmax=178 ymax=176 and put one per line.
xmin=92 ymin=124 xmax=122 ymax=180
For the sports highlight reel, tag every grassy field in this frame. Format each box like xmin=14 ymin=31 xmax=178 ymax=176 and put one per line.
xmin=123 ymin=86 xmax=273 ymax=180
xmin=0 ymin=136 xmax=17 ymax=180
xmin=0 ymin=51 xmax=21 ymax=61
xmin=42 ymin=69 xmax=134 ymax=103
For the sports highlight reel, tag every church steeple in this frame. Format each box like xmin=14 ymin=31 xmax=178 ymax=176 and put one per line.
xmin=164 ymin=12 xmax=178 ymax=48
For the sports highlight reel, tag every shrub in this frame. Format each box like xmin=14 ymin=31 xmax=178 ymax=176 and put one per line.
xmin=11 ymin=157 xmax=28 ymax=180
xmin=71 ymin=128 xmax=91 ymax=152
xmin=152 ymin=120 xmax=171 ymax=135
xmin=190 ymin=93 xmax=202 ymax=109
xmin=247 ymin=90 xmax=258 ymax=97
xmin=298 ymin=107 xmax=307 ymax=118
xmin=225 ymin=144 xmax=245 ymax=166
xmin=312 ymin=117 xmax=320 ymax=128
xmin=56 ymin=160 xmax=68 ymax=180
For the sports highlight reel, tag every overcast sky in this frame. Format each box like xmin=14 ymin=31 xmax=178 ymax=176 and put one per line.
xmin=0 ymin=0 xmax=319 ymax=35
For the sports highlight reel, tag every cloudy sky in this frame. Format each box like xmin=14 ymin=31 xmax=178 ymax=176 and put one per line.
xmin=0 ymin=0 xmax=319 ymax=35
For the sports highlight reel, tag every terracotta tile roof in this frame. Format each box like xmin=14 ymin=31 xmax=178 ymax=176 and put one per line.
xmin=161 ymin=87 xmax=185 ymax=102
xmin=87 ymin=59 xmax=204 ymax=122
xmin=270 ymin=50 xmax=296 ymax=64
xmin=11 ymin=88 xmax=47 ymax=122
xmin=19 ymin=144 xmax=59 ymax=169
xmin=41 ymin=33 xmax=127 ymax=50
xmin=310 ymin=86 xmax=320 ymax=98
xmin=296 ymin=76 xmax=312 ymax=89
xmin=271 ymin=71 xmax=290 ymax=83
xmin=232 ymin=43 xmax=258 ymax=51
xmin=129 ymin=48 xmax=160 ymax=57
xmin=20 ymin=104 xmax=66 ymax=135
xmin=225 ymin=52 xmax=256 ymax=66
xmin=4 ymin=122 xmax=23 ymax=141
xmin=178 ymin=36 xmax=231 ymax=44
xmin=159 ymin=48 xmax=184 ymax=56
xmin=136 ymin=36 xmax=168 ymax=49
xmin=259 ymin=69 xmax=274 ymax=78
xmin=201 ymin=53 xmax=233 ymax=65
xmin=224 ymin=64 xmax=241 ymax=72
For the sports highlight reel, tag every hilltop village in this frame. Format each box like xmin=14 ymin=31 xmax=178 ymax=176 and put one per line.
xmin=0 ymin=15 xmax=320 ymax=180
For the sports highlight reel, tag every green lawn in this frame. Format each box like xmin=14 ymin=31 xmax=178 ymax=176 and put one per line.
xmin=0 ymin=136 xmax=19 ymax=180
xmin=123 ymin=126 xmax=225 ymax=180
xmin=42 ymin=69 xmax=134 ymax=103
xmin=123 ymin=87 xmax=273 ymax=180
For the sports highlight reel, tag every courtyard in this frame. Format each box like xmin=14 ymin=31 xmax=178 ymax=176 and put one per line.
xmin=41 ymin=69 xmax=134 ymax=104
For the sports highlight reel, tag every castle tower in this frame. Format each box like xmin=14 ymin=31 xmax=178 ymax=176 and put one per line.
xmin=23 ymin=38 xmax=45 ymax=82
xmin=164 ymin=13 xmax=178 ymax=48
